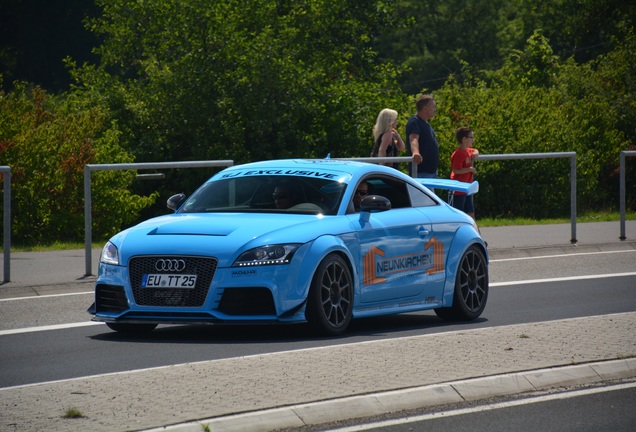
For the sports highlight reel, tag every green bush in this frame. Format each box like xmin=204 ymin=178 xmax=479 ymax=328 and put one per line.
xmin=433 ymin=31 xmax=631 ymax=219
xmin=0 ymin=82 xmax=156 ymax=246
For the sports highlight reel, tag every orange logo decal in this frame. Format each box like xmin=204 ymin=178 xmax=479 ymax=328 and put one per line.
xmin=425 ymin=237 xmax=445 ymax=274
xmin=363 ymin=246 xmax=386 ymax=285
xmin=362 ymin=237 xmax=445 ymax=285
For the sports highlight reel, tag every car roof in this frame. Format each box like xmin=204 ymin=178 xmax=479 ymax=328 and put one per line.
xmin=213 ymin=158 xmax=407 ymax=182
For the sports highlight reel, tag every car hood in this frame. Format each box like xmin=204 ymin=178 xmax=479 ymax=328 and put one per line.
xmin=109 ymin=212 xmax=344 ymax=266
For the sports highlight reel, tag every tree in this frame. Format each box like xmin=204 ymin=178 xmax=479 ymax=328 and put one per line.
xmin=0 ymin=81 xmax=156 ymax=245
xmin=373 ymin=0 xmax=512 ymax=94
xmin=71 ymin=0 xmax=408 ymax=166
xmin=374 ymin=0 xmax=636 ymax=94
xmin=0 ymin=0 xmax=99 ymax=92
xmin=433 ymin=31 xmax=631 ymax=219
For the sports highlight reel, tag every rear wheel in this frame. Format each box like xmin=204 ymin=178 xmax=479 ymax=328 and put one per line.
xmin=435 ymin=245 xmax=488 ymax=321
xmin=105 ymin=323 xmax=158 ymax=333
xmin=306 ymin=254 xmax=353 ymax=336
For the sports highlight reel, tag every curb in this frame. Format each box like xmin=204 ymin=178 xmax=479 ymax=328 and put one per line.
xmin=143 ymin=358 xmax=636 ymax=432
xmin=487 ymin=240 xmax=636 ymax=258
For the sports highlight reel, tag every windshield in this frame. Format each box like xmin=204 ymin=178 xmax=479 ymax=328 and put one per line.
xmin=178 ymin=175 xmax=347 ymax=215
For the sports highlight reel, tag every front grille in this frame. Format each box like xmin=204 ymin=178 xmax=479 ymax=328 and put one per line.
xmin=129 ymin=256 xmax=218 ymax=307
xmin=95 ymin=284 xmax=129 ymax=313
xmin=218 ymin=287 xmax=276 ymax=315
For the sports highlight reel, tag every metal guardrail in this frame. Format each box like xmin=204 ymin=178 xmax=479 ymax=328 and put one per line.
xmin=619 ymin=151 xmax=636 ymax=240
xmin=83 ymin=160 xmax=234 ymax=276
xmin=478 ymin=152 xmax=578 ymax=244
xmin=338 ymin=152 xmax=579 ymax=243
xmin=333 ymin=156 xmax=418 ymax=177
xmin=1 ymin=166 xmax=10 ymax=283
xmin=1 ymin=151 xmax=631 ymax=282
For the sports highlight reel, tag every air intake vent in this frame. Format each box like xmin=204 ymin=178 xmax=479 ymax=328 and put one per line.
xmin=95 ymin=284 xmax=129 ymax=313
xmin=218 ymin=288 xmax=276 ymax=315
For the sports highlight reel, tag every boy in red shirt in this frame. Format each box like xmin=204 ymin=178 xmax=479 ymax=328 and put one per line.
xmin=450 ymin=127 xmax=479 ymax=221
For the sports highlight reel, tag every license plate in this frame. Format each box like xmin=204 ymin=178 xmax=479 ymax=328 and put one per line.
xmin=141 ymin=274 xmax=197 ymax=288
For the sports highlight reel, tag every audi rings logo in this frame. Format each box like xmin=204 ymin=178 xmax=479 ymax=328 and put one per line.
xmin=155 ymin=259 xmax=187 ymax=272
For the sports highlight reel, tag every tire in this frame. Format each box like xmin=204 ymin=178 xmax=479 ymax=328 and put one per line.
xmin=306 ymin=253 xmax=354 ymax=336
xmin=435 ymin=245 xmax=488 ymax=321
xmin=106 ymin=323 xmax=158 ymax=333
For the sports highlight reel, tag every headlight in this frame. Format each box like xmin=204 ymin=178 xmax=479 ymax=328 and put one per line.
xmin=233 ymin=244 xmax=301 ymax=267
xmin=100 ymin=241 xmax=120 ymax=265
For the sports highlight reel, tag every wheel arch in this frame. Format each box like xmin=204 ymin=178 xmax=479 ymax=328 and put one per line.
xmin=299 ymin=235 xmax=358 ymax=299
xmin=304 ymin=245 xmax=356 ymax=335
xmin=441 ymin=225 xmax=488 ymax=307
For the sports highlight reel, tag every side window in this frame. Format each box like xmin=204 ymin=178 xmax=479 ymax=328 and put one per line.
xmin=407 ymin=184 xmax=438 ymax=207
xmin=365 ymin=177 xmax=411 ymax=209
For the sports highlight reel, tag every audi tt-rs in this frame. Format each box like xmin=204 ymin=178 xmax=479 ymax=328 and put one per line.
xmin=88 ymin=159 xmax=488 ymax=335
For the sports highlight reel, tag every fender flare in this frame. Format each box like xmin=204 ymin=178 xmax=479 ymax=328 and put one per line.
xmin=294 ymin=235 xmax=357 ymax=302
xmin=441 ymin=225 xmax=488 ymax=307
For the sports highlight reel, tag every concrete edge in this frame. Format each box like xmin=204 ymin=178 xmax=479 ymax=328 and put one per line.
xmin=487 ymin=241 xmax=636 ymax=258
xmin=141 ymin=358 xmax=636 ymax=432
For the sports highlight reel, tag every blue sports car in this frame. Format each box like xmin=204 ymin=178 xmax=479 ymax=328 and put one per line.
xmin=89 ymin=159 xmax=488 ymax=335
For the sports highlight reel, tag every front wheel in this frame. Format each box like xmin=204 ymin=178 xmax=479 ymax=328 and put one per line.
xmin=435 ymin=245 xmax=488 ymax=321
xmin=106 ymin=323 xmax=158 ymax=333
xmin=306 ymin=253 xmax=353 ymax=336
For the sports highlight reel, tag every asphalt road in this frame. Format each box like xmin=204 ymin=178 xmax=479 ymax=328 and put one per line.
xmin=1 ymin=248 xmax=635 ymax=388
xmin=0 ymin=222 xmax=635 ymax=431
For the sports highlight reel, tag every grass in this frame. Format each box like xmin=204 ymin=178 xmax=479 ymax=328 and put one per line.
xmin=62 ymin=407 xmax=85 ymax=419
xmin=5 ymin=241 xmax=105 ymax=253
xmin=3 ymin=211 xmax=635 ymax=252
xmin=477 ymin=211 xmax=636 ymax=228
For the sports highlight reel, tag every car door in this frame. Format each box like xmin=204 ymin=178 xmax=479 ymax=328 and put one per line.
xmin=348 ymin=176 xmax=442 ymax=304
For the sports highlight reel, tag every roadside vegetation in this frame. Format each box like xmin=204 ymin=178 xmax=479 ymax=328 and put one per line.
xmin=1 ymin=0 xmax=634 ymax=248
xmin=61 ymin=407 xmax=85 ymax=419
xmin=478 ymin=211 xmax=636 ymax=228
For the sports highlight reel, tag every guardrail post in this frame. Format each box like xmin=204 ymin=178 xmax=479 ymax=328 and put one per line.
xmin=477 ymin=152 xmax=577 ymax=244
xmin=1 ymin=166 xmax=10 ymax=283
xmin=620 ymin=151 xmax=626 ymax=240
xmin=619 ymin=150 xmax=636 ymax=240
xmin=84 ymin=165 xmax=92 ymax=276
xmin=83 ymin=160 xmax=234 ymax=276
xmin=570 ymin=153 xmax=577 ymax=244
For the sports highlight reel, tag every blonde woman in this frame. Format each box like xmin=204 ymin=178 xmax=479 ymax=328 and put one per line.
xmin=371 ymin=108 xmax=405 ymax=168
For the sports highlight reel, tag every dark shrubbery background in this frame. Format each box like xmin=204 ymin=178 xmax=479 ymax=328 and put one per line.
xmin=1 ymin=0 xmax=635 ymax=245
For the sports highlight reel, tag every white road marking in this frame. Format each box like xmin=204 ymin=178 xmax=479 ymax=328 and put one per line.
xmin=1 ymin=249 xmax=633 ymax=335
xmin=1 ymin=250 xmax=632 ymax=302
xmin=323 ymin=382 xmax=636 ymax=432
xmin=2 ymin=270 xmax=634 ymax=336
xmin=490 ymin=272 xmax=636 ymax=287
xmin=0 ymin=321 xmax=103 ymax=336
xmin=490 ymin=249 xmax=636 ymax=263
xmin=0 ymin=291 xmax=93 ymax=302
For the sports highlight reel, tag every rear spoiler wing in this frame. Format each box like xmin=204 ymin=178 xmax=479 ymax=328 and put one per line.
xmin=415 ymin=179 xmax=479 ymax=196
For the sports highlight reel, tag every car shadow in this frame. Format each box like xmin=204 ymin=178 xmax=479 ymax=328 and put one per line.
xmin=88 ymin=312 xmax=489 ymax=345
xmin=348 ymin=313 xmax=489 ymax=336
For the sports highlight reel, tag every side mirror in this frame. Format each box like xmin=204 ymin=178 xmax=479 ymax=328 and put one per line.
xmin=167 ymin=193 xmax=187 ymax=211
xmin=360 ymin=195 xmax=391 ymax=212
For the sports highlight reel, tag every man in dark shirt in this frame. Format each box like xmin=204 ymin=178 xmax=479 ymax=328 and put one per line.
xmin=405 ymin=94 xmax=439 ymax=178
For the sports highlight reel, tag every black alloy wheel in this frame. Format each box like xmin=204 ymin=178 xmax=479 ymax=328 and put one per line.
xmin=306 ymin=253 xmax=354 ymax=336
xmin=435 ymin=245 xmax=488 ymax=321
